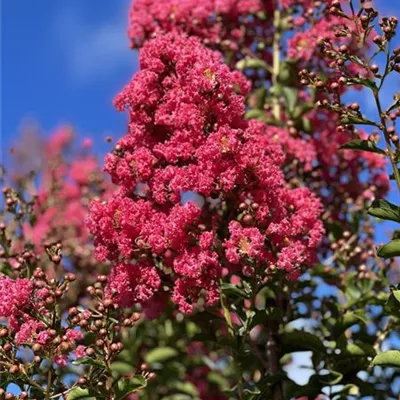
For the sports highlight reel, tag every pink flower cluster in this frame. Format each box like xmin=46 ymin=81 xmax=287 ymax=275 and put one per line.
xmin=88 ymin=33 xmax=324 ymax=313
xmin=0 ymin=277 xmax=33 ymax=318
xmin=128 ymin=0 xmax=263 ymax=50
xmin=0 ymin=275 xmax=84 ymax=364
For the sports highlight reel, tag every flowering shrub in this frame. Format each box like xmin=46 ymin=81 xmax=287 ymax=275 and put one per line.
xmin=2 ymin=0 xmax=400 ymax=399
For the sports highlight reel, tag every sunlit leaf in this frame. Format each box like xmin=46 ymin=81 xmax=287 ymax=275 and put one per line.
xmin=372 ymin=351 xmax=400 ymax=367
xmin=145 ymin=347 xmax=178 ymax=365
xmin=368 ymin=199 xmax=400 ymax=223
xmin=340 ymin=139 xmax=386 ymax=155
xmin=377 ymin=239 xmax=400 ymax=258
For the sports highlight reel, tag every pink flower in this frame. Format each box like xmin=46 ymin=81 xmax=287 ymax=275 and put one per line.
xmin=224 ymin=221 xmax=266 ymax=265
xmin=66 ymin=329 xmax=83 ymax=342
xmin=128 ymin=0 xmax=262 ymax=51
xmin=36 ymin=331 xmax=51 ymax=345
xmin=75 ymin=344 xmax=86 ymax=358
xmin=0 ymin=277 xmax=33 ymax=318
xmin=75 ymin=345 xmax=86 ymax=359
xmin=15 ymin=319 xmax=44 ymax=345
xmin=54 ymin=354 xmax=68 ymax=367
xmin=106 ymin=262 xmax=161 ymax=307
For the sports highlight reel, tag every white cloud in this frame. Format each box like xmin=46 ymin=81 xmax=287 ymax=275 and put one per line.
xmin=54 ymin=1 xmax=134 ymax=82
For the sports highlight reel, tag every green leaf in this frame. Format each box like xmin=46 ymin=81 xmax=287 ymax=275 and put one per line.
xmin=368 ymin=199 xmax=400 ymax=223
xmin=392 ymin=290 xmax=400 ymax=303
xmin=67 ymin=388 xmax=95 ymax=400
xmin=255 ymin=11 xmax=267 ymax=20
xmin=73 ymin=357 xmax=105 ymax=369
xmin=243 ymin=387 xmax=261 ymax=400
xmin=340 ymin=139 xmax=386 ymax=155
xmin=372 ymin=350 xmax=400 ymax=367
xmin=300 ymin=118 xmax=313 ymax=134
xmin=346 ymin=77 xmax=378 ymax=92
xmin=319 ymin=370 xmax=343 ymax=385
xmin=340 ymin=115 xmax=376 ymax=125
xmin=281 ymin=331 xmax=325 ymax=353
xmin=282 ymin=87 xmax=298 ymax=115
xmin=393 ymin=230 xmax=400 ymax=240
xmin=278 ymin=62 xmax=298 ymax=85
xmin=116 ymin=376 xmax=147 ymax=400
xmin=236 ymin=58 xmax=270 ymax=71
xmin=170 ymin=382 xmax=199 ymax=396
xmin=283 ymin=376 xmax=321 ymax=399
xmin=384 ymin=291 xmax=400 ymax=317
xmin=335 ymin=384 xmax=359 ymax=396
xmin=346 ymin=343 xmax=376 ymax=357
xmin=377 ymin=239 xmax=400 ymax=258
xmin=333 ymin=311 xmax=367 ymax=338
xmin=292 ymin=103 xmax=314 ymax=120
xmin=221 ymin=283 xmax=249 ymax=299
xmin=111 ymin=361 xmax=135 ymax=375
xmin=145 ymin=347 xmax=178 ymax=365
xmin=255 ymin=86 xmax=267 ymax=109
xmin=245 ymin=109 xmax=272 ymax=123
xmin=207 ymin=372 xmax=230 ymax=391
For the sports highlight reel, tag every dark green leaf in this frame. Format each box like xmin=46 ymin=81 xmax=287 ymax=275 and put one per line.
xmin=116 ymin=376 xmax=147 ymax=400
xmin=333 ymin=312 xmax=367 ymax=338
xmin=340 ymin=140 xmax=386 ymax=155
xmin=73 ymin=357 xmax=105 ymax=369
xmin=384 ymin=291 xmax=400 ymax=317
xmin=393 ymin=230 xmax=400 ymax=240
xmin=283 ymin=376 xmax=321 ymax=399
xmin=221 ymin=283 xmax=250 ymax=299
xmin=368 ymin=199 xmax=400 ymax=223
xmin=281 ymin=331 xmax=325 ymax=353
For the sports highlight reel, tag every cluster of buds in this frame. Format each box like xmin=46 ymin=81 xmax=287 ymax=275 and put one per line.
xmin=374 ymin=16 xmax=398 ymax=46
xmin=44 ymin=241 xmax=62 ymax=264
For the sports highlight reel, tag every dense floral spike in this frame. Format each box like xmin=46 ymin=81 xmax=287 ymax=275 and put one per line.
xmin=88 ymin=32 xmax=323 ymax=313
xmin=128 ymin=0 xmax=263 ymax=49
xmin=126 ymin=0 xmax=388 ymax=229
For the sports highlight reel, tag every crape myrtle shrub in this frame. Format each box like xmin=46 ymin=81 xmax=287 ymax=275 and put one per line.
xmin=1 ymin=0 xmax=400 ymax=399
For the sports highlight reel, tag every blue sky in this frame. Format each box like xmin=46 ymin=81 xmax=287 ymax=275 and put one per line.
xmin=2 ymin=0 xmax=135 ymax=160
